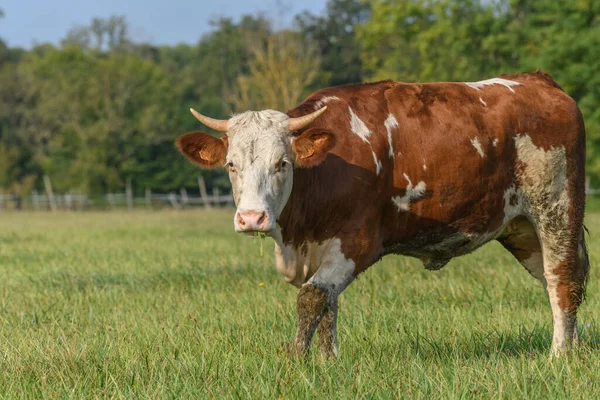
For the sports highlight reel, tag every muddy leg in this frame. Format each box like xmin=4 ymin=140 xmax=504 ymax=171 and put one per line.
xmin=290 ymin=284 xmax=329 ymax=356
xmin=538 ymin=231 xmax=589 ymax=357
xmin=317 ymin=301 xmax=339 ymax=357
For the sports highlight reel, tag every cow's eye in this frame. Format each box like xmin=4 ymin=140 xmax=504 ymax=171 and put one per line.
xmin=227 ymin=162 xmax=236 ymax=172
xmin=275 ymin=160 xmax=288 ymax=171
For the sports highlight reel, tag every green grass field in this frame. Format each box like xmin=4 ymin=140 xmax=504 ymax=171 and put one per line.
xmin=0 ymin=209 xmax=599 ymax=398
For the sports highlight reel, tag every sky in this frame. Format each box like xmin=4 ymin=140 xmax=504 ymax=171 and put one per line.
xmin=0 ymin=0 xmax=327 ymax=48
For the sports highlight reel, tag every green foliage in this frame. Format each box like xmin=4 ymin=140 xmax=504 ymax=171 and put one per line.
xmin=1 ymin=210 xmax=600 ymax=396
xmin=296 ymin=0 xmax=370 ymax=87
xmin=0 ymin=16 xmax=272 ymax=195
xmin=359 ymin=0 xmax=507 ymax=82
xmin=1 ymin=1 xmax=600 ymax=192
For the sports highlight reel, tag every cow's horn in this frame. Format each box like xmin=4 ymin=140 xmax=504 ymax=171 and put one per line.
xmin=288 ymin=106 xmax=327 ymax=132
xmin=190 ymin=108 xmax=229 ymax=132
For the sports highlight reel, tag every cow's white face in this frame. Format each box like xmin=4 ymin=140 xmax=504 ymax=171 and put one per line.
xmin=226 ymin=111 xmax=294 ymax=233
xmin=176 ymin=107 xmax=334 ymax=235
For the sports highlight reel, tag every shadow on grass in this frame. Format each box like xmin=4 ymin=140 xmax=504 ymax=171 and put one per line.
xmin=379 ymin=324 xmax=600 ymax=361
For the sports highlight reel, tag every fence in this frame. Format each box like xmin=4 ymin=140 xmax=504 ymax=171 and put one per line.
xmin=0 ymin=176 xmax=234 ymax=211
xmin=1 ymin=176 xmax=599 ymax=212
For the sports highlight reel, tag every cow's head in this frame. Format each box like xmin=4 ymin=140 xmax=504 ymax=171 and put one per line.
xmin=176 ymin=107 xmax=334 ymax=234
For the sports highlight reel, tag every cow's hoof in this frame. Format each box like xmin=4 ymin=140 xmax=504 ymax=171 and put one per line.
xmin=317 ymin=348 xmax=338 ymax=360
xmin=279 ymin=342 xmax=307 ymax=359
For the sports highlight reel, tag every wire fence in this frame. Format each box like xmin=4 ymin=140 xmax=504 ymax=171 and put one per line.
xmin=0 ymin=191 xmax=234 ymax=211
xmin=0 ymin=191 xmax=235 ymax=211
xmin=0 ymin=176 xmax=234 ymax=211
xmin=1 ymin=176 xmax=598 ymax=212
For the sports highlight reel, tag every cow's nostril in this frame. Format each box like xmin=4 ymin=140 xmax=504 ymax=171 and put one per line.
xmin=257 ymin=212 xmax=266 ymax=226
xmin=237 ymin=213 xmax=246 ymax=226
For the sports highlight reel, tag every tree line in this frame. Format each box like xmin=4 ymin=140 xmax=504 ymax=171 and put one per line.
xmin=0 ymin=0 xmax=598 ymax=196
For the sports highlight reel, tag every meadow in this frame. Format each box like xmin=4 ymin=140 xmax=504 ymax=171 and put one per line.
xmin=0 ymin=208 xmax=599 ymax=398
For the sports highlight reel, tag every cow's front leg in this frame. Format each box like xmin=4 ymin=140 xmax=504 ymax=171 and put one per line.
xmin=290 ymin=240 xmax=356 ymax=358
xmin=317 ymin=301 xmax=338 ymax=357
xmin=290 ymin=284 xmax=329 ymax=355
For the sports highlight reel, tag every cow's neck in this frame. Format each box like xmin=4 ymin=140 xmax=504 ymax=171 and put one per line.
xmin=276 ymin=164 xmax=347 ymax=248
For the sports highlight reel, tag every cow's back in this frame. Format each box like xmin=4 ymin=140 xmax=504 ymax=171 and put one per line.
xmin=284 ymin=72 xmax=585 ymax=273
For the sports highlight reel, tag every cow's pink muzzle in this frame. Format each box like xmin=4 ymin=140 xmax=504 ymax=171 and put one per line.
xmin=235 ymin=210 xmax=270 ymax=232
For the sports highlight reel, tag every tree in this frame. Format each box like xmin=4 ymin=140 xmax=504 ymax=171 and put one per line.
xmin=296 ymin=0 xmax=370 ymax=87
xmin=62 ymin=16 xmax=131 ymax=52
xmin=229 ymin=31 xmax=321 ymax=111
xmin=358 ymin=0 xmax=502 ymax=82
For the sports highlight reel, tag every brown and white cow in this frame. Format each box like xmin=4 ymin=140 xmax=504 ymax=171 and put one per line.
xmin=176 ymin=71 xmax=589 ymax=358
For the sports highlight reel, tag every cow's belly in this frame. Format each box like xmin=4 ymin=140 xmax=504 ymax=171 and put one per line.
xmin=384 ymin=225 xmax=505 ymax=270
xmin=382 ymin=179 xmax=525 ymax=269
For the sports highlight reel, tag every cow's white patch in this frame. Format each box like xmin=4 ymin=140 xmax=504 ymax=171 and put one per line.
xmin=514 ymin=134 xmax=570 ymax=243
xmin=423 ymin=163 xmax=427 ymax=172
xmin=384 ymin=114 xmax=399 ymax=158
xmin=546 ymin=264 xmax=570 ymax=357
xmin=492 ymin=138 xmax=499 ymax=147
xmin=272 ymin=229 xmax=355 ymax=293
xmin=272 ymin=226 xmax=356 ymax=293
xmin=372 ymin=151 xmax=383 ymax=176
xmin=348 ymin=107 xmax=371 ymax=142
xmin=314 ymin=96 xmax=340 ymax=110
xmin=392 ymin=174 xmax=426 ymax=211
xmin=226 ymin=110 xmax=294 ymax=231
xmin=471 ymin=137 xmax=485 ymax=158
xmin=464 ymin=78 xmax=522 ymax=93
xmin=274 ymin=239 xmax=305 ymax=287
xmin=308 ymin=238 xmax=356 ymax=296
xmin=514 ymin=133 xmax=575 ymax=357
xmin=479 ymin=97 xmax=487 ymax=107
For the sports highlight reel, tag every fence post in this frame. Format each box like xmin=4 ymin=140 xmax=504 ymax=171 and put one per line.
xmin=213 ymin=187 xmax=220 ymax=208
xmin=168 ymin=192 xmax=180 ymax=209
xmin=145 ymin=187 xmax=152 ymax=210
xmin=180 ymin=188 xmax=189 ymax=208
xmin=65 ymin=192 xmax=73 ymax=211
xmin=126 ymin=178 xmax=133 ymax=211
xmin=43 ymin=175 xmax=57 ymax=212
xmin=32 ymin=190 xmax=40 ymax=211
xmin=107 ymin=193 xmax=115 ymax=210
xmin=198 ymin=175 xmax=212 ymax=210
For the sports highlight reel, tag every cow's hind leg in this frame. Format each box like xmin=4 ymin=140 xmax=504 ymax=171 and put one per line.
xmin=512 ymin=133 xmax=590 ymax=356
xmin=537 ymin=225 xmax=589 ymax=356
xmin=498 ymin=215 xmax=589 ymax=355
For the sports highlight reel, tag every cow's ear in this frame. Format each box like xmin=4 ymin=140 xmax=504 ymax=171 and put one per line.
xmin=175 ymin=132 xmax=228 ymax=168
xmin=292 ymin=128 xmax=336 ymax=168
